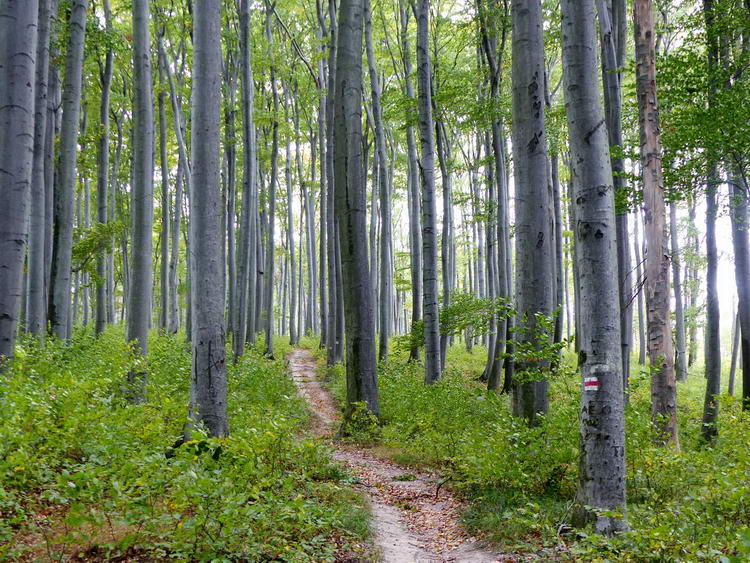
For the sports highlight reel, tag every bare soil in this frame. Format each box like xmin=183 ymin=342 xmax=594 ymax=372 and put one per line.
xmin=287 ymin=348 xmax=517 ymax=563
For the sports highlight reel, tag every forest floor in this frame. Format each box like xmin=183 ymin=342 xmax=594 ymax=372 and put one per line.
xmin=287 ymin=347 xmax=511 ymax=563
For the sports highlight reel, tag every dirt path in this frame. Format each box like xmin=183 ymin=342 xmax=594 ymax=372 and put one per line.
xmin=288 ymin=348 xmax=512 ymax=563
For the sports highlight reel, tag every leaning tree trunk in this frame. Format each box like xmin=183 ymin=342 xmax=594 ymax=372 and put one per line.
xmin=49 ymin=0 xmax=87 ymax=341
xmin=334 ymin=0 xmax=380 ymax=417
xmin=127 ymin=0 xmax=155 ymax=402
xmin=27 ymin=0 xmax=54 ymax=342
xmin=188 ymin=0 xmax=228 ymax=438
xmin=416 ymin=0 xmax=442 ymax=383
xmin=562 ymin=0 xmax=628 ymax=536
xmin=634 ymin=0 xmax=678 ymax=445
xmin=511 ymin=0 xmax=554 ymax=424
xmin=0 ymin=0 xmax=39 ymax=359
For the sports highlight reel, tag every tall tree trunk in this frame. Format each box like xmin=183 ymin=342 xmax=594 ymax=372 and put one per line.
xmin=436 ymin=120 xmax=454 ymax=367
xmin=400 ymin=0 xmax=422 ymax=362
xmin=562 ymin=0 xmax=628 ymax=535
xmin=334 ymin=0 xmax=380 ymax=417
xmin=416 ymin=0 xmax=442 ymax=383
xmin=188 ymin=0 xmax=228 ymax=438
xmin=169 ymin=163 xmax=183 ymax=334
xmin=49 ymin=0 xmax=87 ymax=340
xmin=234 ymin=0 xmax=257 ymax=358
xmin=511 ymin=0 xmax=553 ymax=424
xmin=729 ymin=308 xmax=739 ymax=396
xmin=283 ymin=86 xmax=298 ymax=346
xmin=633 ymin=211 xmax=647 ymax=365
xmin=729 ymin=173 xmax=750 ymax=411
xmin=669 ymin=202 xmax=688 ymax=381
xmin=0 ymin=0 xmax=39 ymax=356
xmin=597 ymin=0 xmax=632 ymax=388
xmin=27 ymin=0 xmax=54 ymax=341
xmin=634 ymin=0 xmax=678 ymax=445
xmin=158 ymin=41 xmax=171 ymax=332
xmin=365 ymin=0 xmax=392 ymax=361
xmin=127 ymin=0 xmax=155 ymax=401
xmin=317 ymin=3 xmax=328 ymax=348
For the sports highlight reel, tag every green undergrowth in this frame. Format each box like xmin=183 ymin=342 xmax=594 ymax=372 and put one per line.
xmin=1 ymin=328 xmax=370 ymax=561
xmin=310 ymin=338 xmax=750 ymax=561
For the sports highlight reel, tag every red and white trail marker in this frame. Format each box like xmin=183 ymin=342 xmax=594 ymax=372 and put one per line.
xmin=583 ymin=376 xmax=599 ymax=392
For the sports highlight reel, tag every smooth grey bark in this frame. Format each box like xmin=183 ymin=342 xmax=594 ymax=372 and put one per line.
xmin=44 ymin=49 xmax=60 ymax=319
xmin=300 ymin=104 xmax=317 ymax=336
xmin=234 ymin=0 xmax=257 ymax=359
xmin=0 ymin=0 xmax=38 ymax=359
xmin=27 ymin=0 xmax=54 ymax=341
xmin=188 ymin=0 xmax=228 ymax=437
xmin=562 ymin=0 xmax=628 ymax=535
xmin=316 ymin=2 xmax=328 ymax=347
xmin=364 ymin=0 xmax=392 ymax=361
xmin=416 ymin=0 xmax=442 ymax=383
xmin=633 ymin=213 xmax=646 ymax=365
xmin=729 ymin=173 xmax=750 ymax=411
xmin=399 ymin=0 xmax=422 ymax=362
xmin=596 ymin=0 xmax=632 ymax=387
xmin=169 ymin=163 xmax=183 ymax=334
xmin=333 ymin=0 xmax=380 ymax=417
xmin=729 ymin=309 xmax=739 ymax=397
xmin=264 ymin=7 xmax=280 ymax=359
xmin=126 ymin=0 xmax=155 ymax=401
xmin=634 ymin=0 xmax=678 ymax=444
xmin=94 ymin=0 xmax=113 ymax=335
xmin=511 ymin=0 xmax=553 ymax=423
xmin=224 ymin=54 xmax=238 ymax=340
xmin=669 ymin=202 xmax=688 ymax=381
xmin=283 ymin=86 xmax=298 ymax=346
xmin=436 ymin=120 xmax=454 ymax=368
xmin=158 ymin=42 xmax=170 ymax=332
xmin=49 ymin=0 xmax=87 ymax=340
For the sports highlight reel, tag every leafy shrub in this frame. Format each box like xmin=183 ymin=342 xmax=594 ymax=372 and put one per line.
xmin=0 ymin=327 xmax=369 ymax=561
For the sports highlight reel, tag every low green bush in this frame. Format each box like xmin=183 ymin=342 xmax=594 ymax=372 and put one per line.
xmin=1 ymin=327 xmax=369 ymax=561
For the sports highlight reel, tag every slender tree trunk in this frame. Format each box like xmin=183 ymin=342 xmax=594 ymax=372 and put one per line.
xmin=49 ymin=0 xmax=87 ymax=340
xmin=365 ymin=0 xmax=392 ymax=361
xmin=317 ymin=5 xmax=328 ymax=347
xmin=416 ymin=0 xmax=442 ymax=383
xmin=729 ymin=309 xmax=739 ymax=396
xmin=729 ymin=173 xmax=750 ymax=411
xmin=634 ymin=212 xmax=647 ymax=365
xmin=511 ymin=0 xmax=553 ymax=424
xmin=169 ymin=163 xmax=183 ymax=334
xmin=234 ymin=0 xmax=257 ymax=358
xmin=669 ymin=202 xmax=688 ymax=381
xmin=597 ymin=0 xmax=632 ymax=387
xmin=634 ymin=0 xmax=678 ymax=444
xmin=562 ymin=0 xmax=628 ymax=535
xmin=126 ymin=0 xmax=155 ymax=401
xmin=188 ymin=0 xmax=228 ymax=438
xmin=158 ymin=43 xmax=171 ymax=332
xmin=283 ymin=86 xmax=298 ymax=346
xmin=334 ymin=0 xmax=380 ymax=417
xmin=400 ymin=0 xmax=422 ymax=362
xmin=436 ymin=120 xmax=454 ymax=367
xmin=27 ymin=0 xmax=54 ymax=341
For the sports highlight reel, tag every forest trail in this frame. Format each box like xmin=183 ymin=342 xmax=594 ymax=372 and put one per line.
xmin=287 ymin=348 xmax=510 ymax=563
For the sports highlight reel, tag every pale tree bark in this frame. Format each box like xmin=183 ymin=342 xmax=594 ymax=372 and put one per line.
xmin=188 ymin=0 xmax=228 ymax=437
xmin=669 ymin=202 xmax=688 ymax=381
xmin=0 ymin=0 xmax=38 ymax=359
xmin=511 ymin=0 xmax=553 ymax=424
xmin=334 ymin=0 xmax=380 ymax=417
xmin=596 ymin=0 xmax=632 ymax=388
xmin=634 ymin=0 xmax=678 ymax=445
xmin=416 ymin=0 xmax=442 ymax=383
xmin=364 ymin=0 xmax=392 ymax=361
xmin=27 ymin=0 xmax=54 ymax=341
xmin=283 ymin=85 xmax=298 ymax=346
xmin=127 ymin=0 xmax=155 ymax=401
xmin=729 ymin=173 xmax=750 ymax=411
xmin=264 ymin=6 xmax=280 ymax=359
xmin=562 ymin=0 xmax=628 ymax=535
xmin=316 ymin=1 xmax=328 ymax=348
xmin=94 ymin=0 xmax=113 ymax=335
xmin=49 ymin=0 xmax=87 ymax=340
xmin=158 ymin=39 xmax=170 ymax=332
xmin=234 ymin=0 xmax=257 ymax=359
xmin=729 ymin=308 xmax=739 ymax=397
xmin=633 ymin=212 xmax=647 ymax=365
xmin=224 ymin=52 xmax=238 ymax=340
xmin=399 ymin=0 xmax=422 ymax=362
